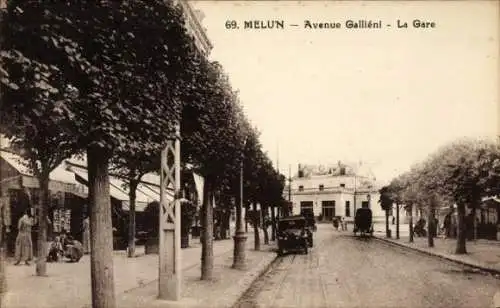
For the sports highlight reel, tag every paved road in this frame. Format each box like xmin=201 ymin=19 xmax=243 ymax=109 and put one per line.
xmin=235 ymin=224 xmax=500 ymax=308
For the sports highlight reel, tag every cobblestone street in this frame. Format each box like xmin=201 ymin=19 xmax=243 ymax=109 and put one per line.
xmin=235 ymin=224 xmax=500 ymax=308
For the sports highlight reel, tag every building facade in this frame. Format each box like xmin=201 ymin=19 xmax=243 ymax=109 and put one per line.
xmin=177 ymin=1 xmax=213 ymax=56
xmin=286 ymin=162 xmax=385 ymax=222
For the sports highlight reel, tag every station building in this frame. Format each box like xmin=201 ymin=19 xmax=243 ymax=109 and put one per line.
xmin=286 ymin=162 xmax=385 ymax=223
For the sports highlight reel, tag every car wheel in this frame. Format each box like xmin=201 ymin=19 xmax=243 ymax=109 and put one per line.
xmin=304 ymin=245 xmax=308 ymax=254
xmin=277 ymin=248 xmax=283 ymax=256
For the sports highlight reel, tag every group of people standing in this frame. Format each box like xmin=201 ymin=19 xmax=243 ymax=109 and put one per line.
xmin=12 ymin=209 xmax=91 ymax=265
xmin=332 ymin=216 xmax=348 ymax=231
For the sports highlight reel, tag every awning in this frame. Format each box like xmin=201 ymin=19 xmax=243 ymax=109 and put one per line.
xmin=1 ymin=150 xmax=87 ymax=196
xmin=0 ymin=150 xmax=32 ymax=176
xmin=66 ymin=162 xmax=176 ymax=212
xmin=482 ymin=196 xmax=500 ymax=209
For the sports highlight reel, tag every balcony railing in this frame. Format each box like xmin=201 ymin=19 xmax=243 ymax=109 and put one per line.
xmin=287 ymin=185 xmax=376 ymax=195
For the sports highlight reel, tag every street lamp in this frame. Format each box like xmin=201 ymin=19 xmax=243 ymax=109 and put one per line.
xmin=232 ymin=138 xmax=247 ymax=270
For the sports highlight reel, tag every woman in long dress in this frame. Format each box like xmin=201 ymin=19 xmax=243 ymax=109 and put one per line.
xmin=82 ymin=216 xmax=90 ymax=254
xmin=14 ymin=209 xmax=33 ymax=265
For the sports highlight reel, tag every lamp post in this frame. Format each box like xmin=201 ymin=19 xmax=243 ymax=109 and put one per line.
xmin=286 ymin=164 xmax=292 ymax=217
xmin=232 ymin=138 xmax=247 ymax=270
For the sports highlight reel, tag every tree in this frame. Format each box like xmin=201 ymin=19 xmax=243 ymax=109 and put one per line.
xmin=1 ymin=1 xmax=200 ymax=306
xmin=388 ymin=175 xmax=406 ymax=240
xmin=1 ymin=5 xmax=84 ymax=276
xmin=379 ymin=186 xmax=393 ymax=238
xmin=181 ymin=59 xmax=247 ymax=280
xmin=110 ymin=150 xmax=157 ymax=258
xmin=389 ymin=138 xmax=500 ymax=253
xmin=243 ymin=129 xmax=266 ymax=251
xmin=424 ymin=138 xmax=500 ymax=254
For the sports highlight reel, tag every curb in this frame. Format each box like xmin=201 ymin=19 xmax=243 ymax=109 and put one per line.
xmin=373 ymin=236 xmax=500 ymax=277
xmin=230 ymin=250 xmax=279 ymax=308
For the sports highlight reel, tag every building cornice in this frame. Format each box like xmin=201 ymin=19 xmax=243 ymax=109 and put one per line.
xmin=179 ymin=1 xmax=213 ymax=55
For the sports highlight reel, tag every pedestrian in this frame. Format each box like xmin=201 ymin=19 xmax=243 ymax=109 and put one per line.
xmin=333 ymin=217 xmax=339 ymax=231
xmin=14 ymin=208 xmax=33 ymax=266
xmin=47 ymin=236 xmax=63 ymax=262
xmin=0 ymin=188 xmax=12 ymax=302
xmin=82 ymin=215 xmax=90 ymax=254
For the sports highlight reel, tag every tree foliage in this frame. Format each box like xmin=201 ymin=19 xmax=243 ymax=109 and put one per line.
xmin=386 ymin=137 xmax=500 ymax=253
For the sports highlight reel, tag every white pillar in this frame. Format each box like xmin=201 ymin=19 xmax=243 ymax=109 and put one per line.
xmin=159 ymin=125 xmax=181 ymax=301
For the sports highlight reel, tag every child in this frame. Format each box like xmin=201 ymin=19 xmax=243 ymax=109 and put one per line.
xmin=47 ymin=236 xmax=63 ymax=262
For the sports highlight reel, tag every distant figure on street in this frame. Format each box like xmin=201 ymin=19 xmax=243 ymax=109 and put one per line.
xmin=414 ymin=218 xmax=427 ymax=237
xmin=442 ymin=213 xmax=450 ymax=237
xmin=60 ymin=232 xmax=83 ymax=262
xmin=340 ymin=217 xmax=347 ymax=231
xmin=392 ymin=216 xmax=396 ymax=225
xmin=47 ymin=236 xmax=63 ymax=262
xmin=332 ymin=217 xmax=339 ymax=231
xmin=14 ymin=209 xmax=33 ymax=266
xmin=82 ymin=216 xmax=90 ymax=254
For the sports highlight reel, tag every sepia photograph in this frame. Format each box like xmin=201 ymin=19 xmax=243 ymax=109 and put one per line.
xmin=0 ymin=1 xmax=499 ymax=307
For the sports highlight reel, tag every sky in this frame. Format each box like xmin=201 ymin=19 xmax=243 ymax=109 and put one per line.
xmin=191 ymin=0 xmax=499 ymax=184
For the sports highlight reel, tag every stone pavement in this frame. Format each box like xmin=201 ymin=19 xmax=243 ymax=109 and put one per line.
xmin=237 ymin=227 xmax=500 ymax=308
xmin=3 ymin=227 xmax=277 ymax=308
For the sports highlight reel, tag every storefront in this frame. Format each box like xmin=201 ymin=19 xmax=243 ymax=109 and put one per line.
xmin=0 ymin=150 xmax=88 ymax=256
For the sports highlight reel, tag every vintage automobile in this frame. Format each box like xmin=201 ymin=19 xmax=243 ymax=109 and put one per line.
xmin=353 ymin=206 xmax=374 ymax=237
xmin=276 ymin=215 xmax=311 ymax=255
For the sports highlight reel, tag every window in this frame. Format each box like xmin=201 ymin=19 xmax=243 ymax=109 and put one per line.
xmin=345 ymin=201 xmax=351 ymax=217
xmin=340 ymin=167 xmax=346 ymax=175
xmin=319 ymin=184 xmax=324 ymax=191
xmin=362 ymin=201 xmax=369 ymax=208
xmin=298 ymin=185 xmax=304 ymax=191
xmin=340 ymin=183 xmax=345 ymax=188
xmin=300 ymin=201 xmax=313 ymax=213
xmin=321 ymin=201 xmax=335 ymax=220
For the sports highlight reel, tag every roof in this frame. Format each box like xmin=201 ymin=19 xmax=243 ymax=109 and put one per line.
xmin=65 ymin=161 xmax=173 ymax=211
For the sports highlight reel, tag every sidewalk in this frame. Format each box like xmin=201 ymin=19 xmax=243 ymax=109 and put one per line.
xmin=3 ymin=228 xmax=276 ymax=308
xmin=374 ymin=234 xmax=500 ymax=276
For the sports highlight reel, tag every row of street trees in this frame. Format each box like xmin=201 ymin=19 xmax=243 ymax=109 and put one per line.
xmin=0 ymin=1 xmax=286 ymax=307
xmin=379 ymin=138 xmax=500 ymax=254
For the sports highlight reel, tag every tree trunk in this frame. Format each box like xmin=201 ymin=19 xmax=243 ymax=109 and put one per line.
xmin=396 ymin=204 xmax=400 ymax=239
xmin=201 ymin=179 xmax=214 ymax=280
xmin=262 ymin=205 xmax=269 ymax=245
xmin=271 ymin=205 xmax=276 ymax=241
xmin=409 ymin=204 xmax=414 ymax=243
xmin=455 ymin=203 xmax=467 ymax=254
xmin=0 ymin=200 xmax=6 ymax=303
xmin=88 ymin=147 xmax=115 ymax=308
xmin=427 ymin=207 xmax=434 ymax=248
xmin=472 ymin=206 xmax=477 ymax=242
xmin=127 ymin=180 xmax=138 ymax=258
xmin=245 ymin=203 xmax=249 ymax=233
xmin=385 ymin=209 xmax=390 ymax=238
xmin=253 ymin=202 xmax=260 ymax=251
xmin=36 ymin=174 xmax=50 ymax=276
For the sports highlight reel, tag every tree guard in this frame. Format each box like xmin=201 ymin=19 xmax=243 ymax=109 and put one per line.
xmin=159 ymin=124 xmax=181 ymax=301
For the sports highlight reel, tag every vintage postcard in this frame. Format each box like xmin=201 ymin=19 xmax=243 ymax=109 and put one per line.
xmin=0 ymin=1 xmax=499 ymax=307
